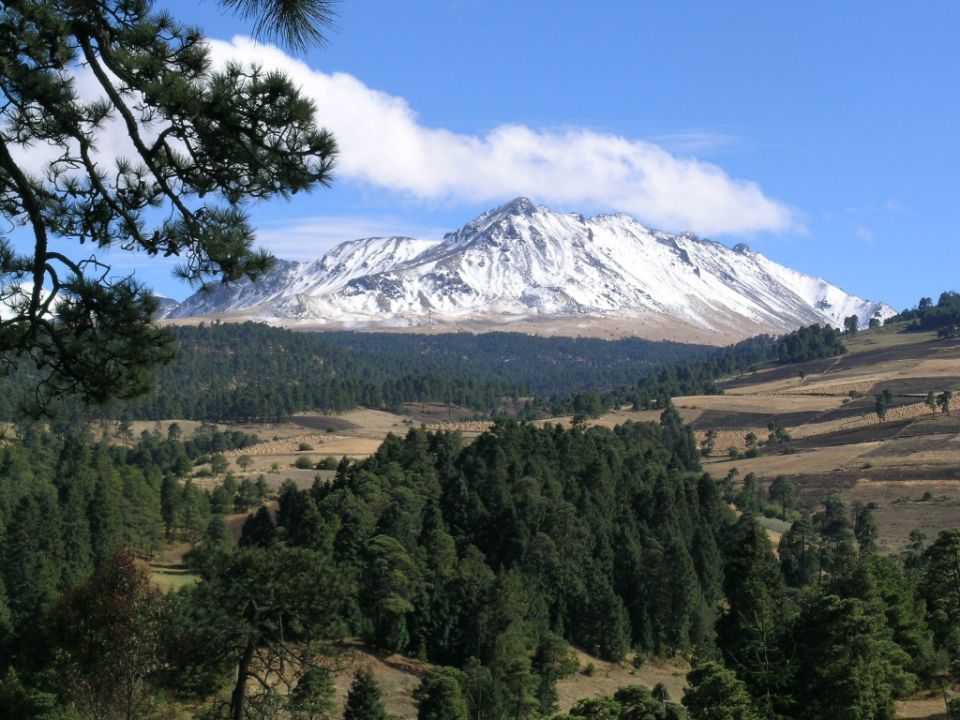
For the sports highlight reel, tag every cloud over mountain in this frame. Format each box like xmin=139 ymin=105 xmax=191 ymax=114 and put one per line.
xmin=210 ymin=37 xmax=799 ymax=237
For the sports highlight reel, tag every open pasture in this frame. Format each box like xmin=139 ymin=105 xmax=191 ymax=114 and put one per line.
xmin=686 ymin=329 xmax=960 ymax=551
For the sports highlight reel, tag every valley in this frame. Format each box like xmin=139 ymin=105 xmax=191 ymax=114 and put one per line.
xmin=111 ymin=320 xmax=960 ymax=719
xmin=179 ymin=323 xmax=960 ymax=556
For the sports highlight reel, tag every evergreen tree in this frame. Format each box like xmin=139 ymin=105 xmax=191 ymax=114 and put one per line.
xmin=938 ymin=390 xmax=953 ymax=415
xmin=492 ymin=631 xmax=540 ymax=720
xmin=874 ymin=390 xmax=893 ymax=423
xmin=568 ymin=695 xmax=624 ymax=719
xmin=343 ymin=668 xmax=388 ymax=720
xmin=682 ymin=662 xmax=758 ymax=720
xmin=413 ymin=667 xmax=469 ymax=720
xmin=815 ymin=494 xmax=855 ymax=575
xmin=854 ymin=503 xmax=879 ymax=554
xmin=288 ymin=667 xmax=338 ymax=720
xmin=3 ymin=491 xmax=65 ymax=626
xmin=160 ymin=475 xmax=181 ymax=540
xmin=0 ymin=668 xmax=71 ymax=720
xmin=925 ymin=391 xmax=938 ymax=417
xmin=90 ymin=474 xmax=123 ymax=564
xmin=363 ymin=535 xmax=418 ymax=653
xmin=58 ymin=484 xmax=94 ymax=587
xmin=163 ymin=546 xmax=349 ymax=720
xmin=238 ymin=506 xmax=276 ymax=548
xmin=844 ymin=315 xmax=859 ymax=335
xmin=0 ymin=0 xmax=337 ymax=406
xmin=778 ymin=514 xmax=819 ymax=587
xmin=920 ymin=529 xmax=960 ymax=667
xmin=734 ymin=474 xmax=760 ymax=515
xmin=0 ymin=578 xmax=13 ymax=659
xmin=788 ymin=594 xmax=916 ymax=720
xmin=767 ymin=476 xmax=797 ymax=521
xmin=715 ymin=516 xmax=790 ymax=714
xmin=832 ymin=554 xmax=932 ymax=675
xmin=659 ymin=402 xmax=701 ymax=471
xmin=531 ymin=633 xmax=579 ymax=715
xmin=573 ymin=567 xmax=632 ymax=661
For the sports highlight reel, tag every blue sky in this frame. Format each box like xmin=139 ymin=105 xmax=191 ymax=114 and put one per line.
xmin=109 ymin=2 xmax=960 ymax=308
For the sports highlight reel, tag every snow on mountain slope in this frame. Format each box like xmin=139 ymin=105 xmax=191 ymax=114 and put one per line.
xmin=167 ymin=198 xmax=894 ymax=341
xmin=166 ymin=236 xmax=437 ymax=318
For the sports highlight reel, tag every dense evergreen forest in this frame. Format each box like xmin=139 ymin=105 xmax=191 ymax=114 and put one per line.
xmin=0 ymin=324 xmax=714 ymax=422
xmin=3 ymin=409 xmax=957 ymax=720
xmin=1 ymin=322 xmax=846 ymax=424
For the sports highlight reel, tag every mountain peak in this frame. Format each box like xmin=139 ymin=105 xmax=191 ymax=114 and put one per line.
xmin=168 ymin=201 xmax=895 ymax=341
xmin=495 ymin=196 xmax=537 ymax=216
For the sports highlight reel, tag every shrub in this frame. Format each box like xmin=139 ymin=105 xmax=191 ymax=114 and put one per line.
xmin=294 ymin=456 xmax=314 ymax=469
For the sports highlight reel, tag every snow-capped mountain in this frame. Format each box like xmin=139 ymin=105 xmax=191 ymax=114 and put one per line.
xmin=164 ymin=198 xmax=894 ymax=341
xmin=169 ymin=235 xmax=437 ymax=318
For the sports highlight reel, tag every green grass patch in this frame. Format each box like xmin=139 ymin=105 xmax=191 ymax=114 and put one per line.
xmin=149 ymin=565 xmax=199 ymax=592
xmin=755 ymin=515 xmax=792 ymax=536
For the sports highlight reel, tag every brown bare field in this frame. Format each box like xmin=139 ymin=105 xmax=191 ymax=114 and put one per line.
xmin=164 ymin=311 xmax=767 ymax=345
xmin=328 ymin=641 xmax=428 ymax=719
xmin=844 ymin=328 xmax=942 ymax=354
xmin=323 ymin=641 xmax=690 ymax=718
xmin=145 ymin=541 xmax=197 ymax=592
xmin=897 ymin=693 xmax=953 ymax=719
xmin=681 ymin=327 xmax=960 ymax=551
xmin=321 ymin=642 xmax=944 ymax=719
xmin=703 ymin=442 xmax=882 ymax=477
xmin=556 ymin=651 xmax=689 ymax=713
xmin=175 ymin=409 xmax=424 ymax=491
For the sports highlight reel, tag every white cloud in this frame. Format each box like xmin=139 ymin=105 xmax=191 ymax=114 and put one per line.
xmin=855 ymin=225 xmax=875 ymax=243
xmin=645 ymin=130 xmax=743 ymax=155
xmin=207 ymin=37 xmax=799 ymax=237
xmin=254 ymin=216 xmax=445 ymax=259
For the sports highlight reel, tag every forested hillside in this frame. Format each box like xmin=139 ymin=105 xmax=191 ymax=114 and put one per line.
xmin=0 ymin=323 xmax=712 ymax=421
xmin=0 ymin=322 xmax=846 ymax=424
xmin=3 ymin=409 xmax=956 ymax=719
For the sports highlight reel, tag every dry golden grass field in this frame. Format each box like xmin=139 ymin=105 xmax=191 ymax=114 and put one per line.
xmin=692 ymin=327 xmax=960 ymax=555
xmin=318 ymin=641 xmax=691 ymax=719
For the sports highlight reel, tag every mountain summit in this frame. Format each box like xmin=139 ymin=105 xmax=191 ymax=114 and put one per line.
xmin=166 ymin=199 xmax=894 ymax=342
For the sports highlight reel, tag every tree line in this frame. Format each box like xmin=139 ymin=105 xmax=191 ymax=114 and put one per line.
xmin=0 ymin=323 xmax=715 ymax=422
xmin=542 ymin=323 xmax=846 ymax=417
xmin=887 ymin=291 xmax=960 ymax=337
